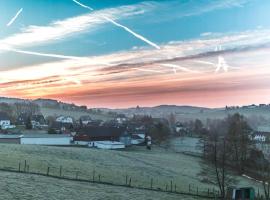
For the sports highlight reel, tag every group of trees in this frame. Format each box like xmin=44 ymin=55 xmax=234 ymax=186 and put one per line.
xmin=200 ymin=113 xmax=269 ymax=199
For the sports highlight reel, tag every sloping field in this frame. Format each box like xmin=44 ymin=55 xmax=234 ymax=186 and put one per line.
xmin=0 ymin=137 xmax=263 ymax=198
xmin=0 ymin=171 xmax=201 ymax=200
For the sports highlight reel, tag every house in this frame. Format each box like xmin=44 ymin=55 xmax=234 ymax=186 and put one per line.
xmin=0 ymin=112 xmax=15 ymax=129
xmin=56 ymin=116 xmax=73 ymax=124
xmin=17 ymin=112 xmax=29 ymax=125
xmin=251 ymin=126 xmax=270 ymax=142
xmin=116 ymin=114 xmax=127 ymax=124
xmin=31 ymin=114 xmax=47 ymax=128
xmin=79 ymin=115 xmax=92 ymax=125
xmin=49 ymin=121 xmax=74 ymax=134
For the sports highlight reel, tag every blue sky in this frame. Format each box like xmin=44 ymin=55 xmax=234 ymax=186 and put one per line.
xmin=1 ymin=0 xmax=270 ymax=108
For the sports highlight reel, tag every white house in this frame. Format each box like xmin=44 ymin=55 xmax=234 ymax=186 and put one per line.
xmin=0 ymin=112 xmax=15 ymax=130
xmin=56 ymin=116 xmax=73 ymax=124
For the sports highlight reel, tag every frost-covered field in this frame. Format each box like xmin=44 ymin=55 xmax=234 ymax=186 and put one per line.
xmin=0 ymin=138 xmax=264 ymax=199
xmin=0 ymin=171 xmax=201 ymax=200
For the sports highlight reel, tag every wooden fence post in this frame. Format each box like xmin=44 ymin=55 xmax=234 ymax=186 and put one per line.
xmin=98 ymin=174 xmax=101 ymax=182
xmin=174 ymin=184 xmax=176 ymax=192
xmin=18 ymin=162 xmax=21 ymax=172
xmin=150 ymin=178 xmax=153 ymax=189
xmin=197 ymin=186 xmax=198 ymax=195
xmin=24 ymin=160 xmax=27 ymax=172
xmin=166 ymin=184 xmax=168 ymax=191
xmin=125 ymin=175 xmax=128 ymax=185
xmin=170 ymin=180 xmax=173 ymax=192
xmin=129 ymin=177 xmax=131 ymax=187
xmin=59 ymin=166 xmax=62 ymax=177
xmin=93 ymin=169 xmax=95 ymax=182
xmin=47 ymin=166 xmax=50 ymax=176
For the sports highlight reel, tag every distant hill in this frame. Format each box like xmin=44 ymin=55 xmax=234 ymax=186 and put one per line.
xmin=1 ymin=96 xmax=270 ymax=125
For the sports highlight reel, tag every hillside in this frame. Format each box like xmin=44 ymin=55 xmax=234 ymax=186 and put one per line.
xmin=0 ymin=137 xmax=263 ymax=199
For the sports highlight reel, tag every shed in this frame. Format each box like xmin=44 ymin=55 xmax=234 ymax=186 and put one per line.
xmin=0 ymin=135 xmax=21 ymax=144
xmin=20 ymin=134 xmax=72 ymax=145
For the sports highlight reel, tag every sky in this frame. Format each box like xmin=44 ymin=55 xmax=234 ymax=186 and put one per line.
xmin=1 ymin=0 xmax=270 ymax=108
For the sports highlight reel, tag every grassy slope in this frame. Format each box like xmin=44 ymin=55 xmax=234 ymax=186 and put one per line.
xmin=0 ymin=171 xmax=200 ymax=200
xmin=0 ymin=138 xmax=263 ymax=196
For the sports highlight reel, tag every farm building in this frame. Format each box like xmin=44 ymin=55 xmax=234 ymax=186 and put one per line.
xmin=74 ymin=125 xmax=130 ymax=148
xmin=91 ymin=141 xmax=125 ymax=149
xmin=20 ymin=134 xmax=72 ymax=145
xmin=0 ymin=134 xmax=72 ymax=145
xmin=0 ymin=135 xmax=21 ymax=144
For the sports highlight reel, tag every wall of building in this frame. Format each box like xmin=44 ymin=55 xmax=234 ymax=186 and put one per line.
xmin=20 ymin=137 xmax=72 ymax=145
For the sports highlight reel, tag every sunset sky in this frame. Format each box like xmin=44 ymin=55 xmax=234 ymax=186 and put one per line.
xmin=1 ymin=0 xmax=270 ymax=108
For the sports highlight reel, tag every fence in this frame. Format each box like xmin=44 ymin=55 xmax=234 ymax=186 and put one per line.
xmin=0 ymin=160 xmax=266 ymax=199
xmin=0 ymin=159 xmax=222 ymax=199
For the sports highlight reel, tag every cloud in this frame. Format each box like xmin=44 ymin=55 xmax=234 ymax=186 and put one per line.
xmin=0 ymin=2 xmax=154 ymax=49
xmin=6 ymin=8 xmax=23 ymax=27
xmin=2 ymin=28 xmax=270 ymax=107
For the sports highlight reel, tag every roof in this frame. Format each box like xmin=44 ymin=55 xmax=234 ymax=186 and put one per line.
xmin=80 ymin=115 xmax=92 ymax=121
xmin=20 ymin=134 xmax=72 ymax=138
xmin=0 ymin=134 xmax=72 ymax=139
xmin=257 ymin=126 xmax=270 ymax=133
xmin=0 ymin=112 xmax=10 ymax=121
xmin=0 ymin=134 xmax=21 ymax=139
xmin=76 ymin=125 xmax=126 ymax=137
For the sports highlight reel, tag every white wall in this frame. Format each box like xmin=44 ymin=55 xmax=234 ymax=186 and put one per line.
xmin=20 ymin=137 xmax=72 ymax=145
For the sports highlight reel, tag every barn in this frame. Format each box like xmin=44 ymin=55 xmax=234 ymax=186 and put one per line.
xmin=20 ymin=134 xmax=72 ymax=145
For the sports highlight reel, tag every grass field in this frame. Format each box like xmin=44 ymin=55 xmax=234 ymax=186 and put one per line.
xmin=0 ymin=171 xmax=202 ymax=200
xmin=0 ymin=137 xmax=264 ymax=199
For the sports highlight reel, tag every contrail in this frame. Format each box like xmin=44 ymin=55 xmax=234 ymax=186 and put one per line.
xmin=72 ymin=0 xmax=94 ymax=11
xmin=132 ymin=67 xmax=163 ymax=73
xmin=7 ymin=8 xmax=23 ymax=27
xmin=6 ymin=48 xmax=86 ymax=60
xmin=160 ymin=63 xmax=201 ymax=74
xmin=3 ymin=47 xmax=113 ymax=66
xmin=72 ymin=0 xmax=160 ymax=50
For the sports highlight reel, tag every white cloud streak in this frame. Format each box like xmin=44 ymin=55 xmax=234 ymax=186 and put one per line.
xmin=160 ymin=63 xmax=201 ymax=74
xmin=72 ymin=0 xmax=94 ymax=10
xmin=0 ymin=3 xmax=152 ymax=49
xmin=6 ymin=8 xmax=23 ymax=27
xmin=72 ymin=0 xmax=160 ymax=49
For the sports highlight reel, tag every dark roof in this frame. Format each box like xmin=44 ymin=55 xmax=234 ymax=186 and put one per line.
xmin=76 ymin=125 xmax=126 ymax=138
xmin=32 ymin=114 xmax=45 ymax=122
xmin=80 ymin=115 xmax=92 ymax=121
xmin=0 ymin=112 xmax=10 ymax=120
